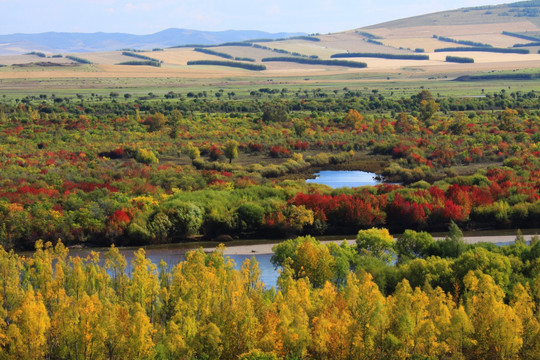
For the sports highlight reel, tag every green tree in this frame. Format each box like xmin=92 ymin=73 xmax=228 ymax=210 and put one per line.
xmin=356 ymin=228 xmax=395 ymax=263
xmin=262 ymin=102 xmax=288 ymax=123
xmin=395 ymin=230 xmax=434 ymax=263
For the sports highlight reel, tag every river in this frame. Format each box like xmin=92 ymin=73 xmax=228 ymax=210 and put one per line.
xmin=62 ymin=229 xmax=538 ymax=290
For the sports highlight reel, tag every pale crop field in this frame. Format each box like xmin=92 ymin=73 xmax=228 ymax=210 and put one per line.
xmin=204 ymin=46 xmax=278 ymax=61
xmin=450 ymin=34 xmax=521 ymax=48
xmin=0 ymin=54 xmax=71 ymax=66
xmin=317 ymin=32 xmax=410 ymax=55
xmin=255 ymin=40 xmax=338 ymax=58
xmin=71 ymin=51 xmax=128 ymax=65
xmin=367 ymin=21 xmax=538 ymax=39
xmin=429 ymin=51 xmax=540 ymax=64
xmin=381 ymin=38 xmax=446 ymax=52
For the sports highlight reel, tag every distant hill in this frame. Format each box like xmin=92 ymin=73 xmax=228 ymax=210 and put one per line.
xmin=0 ymin=0 xmax=540 ymax=82
xmin=364 ymin=0 xmax=540 ymax=29
xmin=0 ymin=28 xmax=306 ymax=55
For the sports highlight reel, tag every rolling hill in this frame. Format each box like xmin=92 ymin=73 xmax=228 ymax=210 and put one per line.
xmin=1 ymin=0 xmax=540 ymax=91
xmin=0 ymin=29 xmax=306 ymax=55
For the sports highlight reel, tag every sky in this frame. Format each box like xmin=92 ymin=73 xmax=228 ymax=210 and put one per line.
xmin=0 ymin=0 xmax=512 ymax=35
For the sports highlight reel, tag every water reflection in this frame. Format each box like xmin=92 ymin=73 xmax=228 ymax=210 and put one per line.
xmin=306 ymin=170 xmax=381 ymax=188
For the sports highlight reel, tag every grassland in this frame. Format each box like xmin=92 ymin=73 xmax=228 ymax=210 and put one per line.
xmin=0 ymin=1 xmax=538 ymax=99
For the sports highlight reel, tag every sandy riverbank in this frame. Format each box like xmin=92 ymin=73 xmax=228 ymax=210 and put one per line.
xmin=205 ymin=234 xmax=537 ymax=256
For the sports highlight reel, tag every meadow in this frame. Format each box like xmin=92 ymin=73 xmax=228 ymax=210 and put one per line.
xmin=1 ymin=88 xmax=539 ymax=250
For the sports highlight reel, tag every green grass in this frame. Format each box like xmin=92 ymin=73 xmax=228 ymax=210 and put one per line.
xmin=1 ymin=66 xmax=540 ymax=100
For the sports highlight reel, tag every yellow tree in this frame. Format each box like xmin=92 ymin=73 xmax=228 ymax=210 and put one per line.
xmin=464 ymin=271 xmax=523 ymax=359
xmin=274 ymin=278 xmax=312 ymax=359
xmin=343 ymin=109 xmax=364 ymax=129
xmin=127 ymin=249 xmax=159 ymax=324
xmin=343 ymin=271 xmax=388 ymax=360
xmin=309 ymin=282 xmax=353 ymax=360
xmin=386 ymin=279 xmax=415 ymax=359
xmin=511 ymin=283 xmax=540 ymax=359
xmin=447 ymin=304 xmax=475 ymax=357
xmin=6 ymin=288 xmax=50 ymax=360
xmin=224 ymin=140 xmax=239 ymax=164
xmin=127 ymin=303 xmax=156 ymax=360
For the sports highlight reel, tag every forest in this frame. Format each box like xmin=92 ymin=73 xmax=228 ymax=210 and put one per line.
xmin=0 ymin=84 xmax=539 ymax=359
xmin=0 ymin=228 xmax=538 ymax=359
xmin=0 ymin=89 xmax=539 ymax=249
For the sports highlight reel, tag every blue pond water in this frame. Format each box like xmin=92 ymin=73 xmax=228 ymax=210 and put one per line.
xmin=306 ymin=170 xmax=381 ymax=188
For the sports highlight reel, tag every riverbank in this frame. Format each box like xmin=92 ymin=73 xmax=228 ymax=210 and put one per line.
xmin=206 ymin=234 xmax=537 ymax=256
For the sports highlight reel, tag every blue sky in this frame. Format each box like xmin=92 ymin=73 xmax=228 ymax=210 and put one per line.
xmin=0 ymin=0 xmax=511 ymax=35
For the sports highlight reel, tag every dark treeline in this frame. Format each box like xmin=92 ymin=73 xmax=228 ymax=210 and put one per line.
xmin=121 ymin=51 xmax=161 ymax=63
xmin=513 ymin=41 xmax=540 ymax=47
xmin=194 ymin=48 xmax=255 ymax=62
xmin=446 ymin=56 xmax=474 ymax=63
xmin=186 ymin=60 xmax=266 ymax=71
xmin=262 ymin=57 xmax=367 ymax=68
xmin=435 ymin=46 xmax=530 ymax=54
xmin=433 ymin=35 xmax=492 ymax=48
xmin=116 ymin=60 xmax=161 ymax=67
xmin=502 ymin=30 xmax=540 ymax=41
xmin=24 ymin=51 xmax=46 ymax=58
xmin=331 ymin=53 xmax=429 ymax=60
xmin=194 ymin=48 xmax=235 ymax=60
xmin=12 ymin=88 xmax=540 ymax=115
xmin=65 ymin=55 xmax=92 ymax=64
xmin=455 ymin=73 xmax=540 ymax=81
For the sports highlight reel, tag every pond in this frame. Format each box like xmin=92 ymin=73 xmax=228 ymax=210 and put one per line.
xmin=306 ymin=170 xmax=381 ymax=188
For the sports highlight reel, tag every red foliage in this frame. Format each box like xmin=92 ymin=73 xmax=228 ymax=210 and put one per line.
xmin=388 ymin=193 xmax=429 ymax=227
xmin=269 ymin=146 xmax=291 ymax=158
xmin=110 ymin=209 xmax=130 ymax=224
xmin=248 ymin=143 xmax=264 ymax=152
xmin=62 ymin=181 xmax=118 ymax=193
xmin=392 ymin=144 xmax=411 ymax=158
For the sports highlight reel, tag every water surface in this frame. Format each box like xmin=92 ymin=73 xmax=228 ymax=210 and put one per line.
xmin=306 ymin=170 xmax=381 ymax=188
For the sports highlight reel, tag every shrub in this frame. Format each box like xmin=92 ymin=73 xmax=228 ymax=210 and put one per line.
xmin=269 ymin=145 xmax=291 ymax=158
xmin=135 ymin=149 xmax=159 ymax=164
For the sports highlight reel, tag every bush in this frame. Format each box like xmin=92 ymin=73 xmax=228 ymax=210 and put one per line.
xmin=269 ymin=145 xmax=291 ymax=158
xmin=163 ymin=201 xmax=204 ymax=238
xmin=236 ymin=203 xmax=264 ymax=231
xmin=135 ymin=149 xmax=159 ymax=164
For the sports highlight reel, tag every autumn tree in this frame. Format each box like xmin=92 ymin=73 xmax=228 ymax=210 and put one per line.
xmin=224 ymin=140 xmax=239 ymax=164
xmin=343 ymin=109 xmax=364 ymax=129
xmin=185 ymin=143 xmax=200 ymax=164
xmin=463 ymin=271 xmax=523 ymax=359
